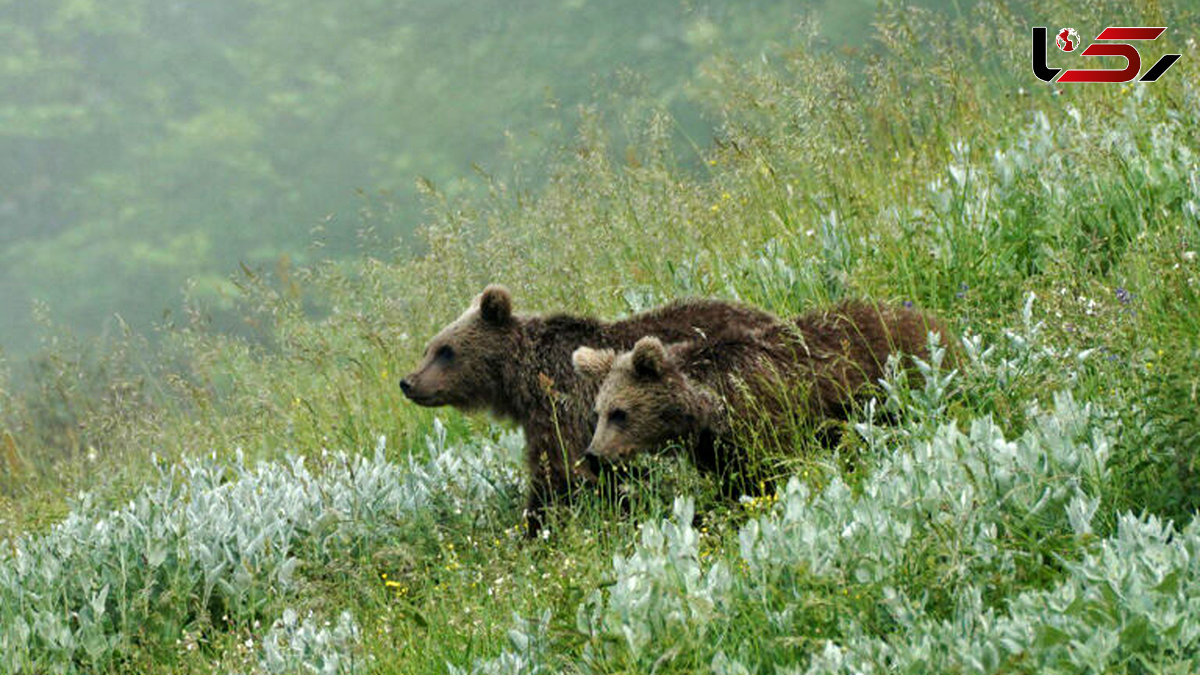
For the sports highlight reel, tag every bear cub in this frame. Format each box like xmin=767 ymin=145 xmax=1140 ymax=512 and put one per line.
xmin=400 ymin=285 xmax=777 ymax=535
xmin=573 ymin=301 xmax=951 ymax=489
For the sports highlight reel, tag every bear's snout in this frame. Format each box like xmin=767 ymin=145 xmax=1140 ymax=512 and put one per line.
xmin=399 ymin=375 xmax=435 ymax=405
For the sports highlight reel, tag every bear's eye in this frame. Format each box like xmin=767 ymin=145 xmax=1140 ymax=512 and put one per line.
xmin=607 ymin=409 xmax=628 ymax=425
xmin=435 ymin=345 xmax=455 ymax=362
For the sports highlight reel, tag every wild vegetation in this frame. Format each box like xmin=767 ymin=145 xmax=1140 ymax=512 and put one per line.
xmin=1 ymin=0 xmax=1199 ymax=672
xmin=0 ymin=0 xmax=798 ymax=358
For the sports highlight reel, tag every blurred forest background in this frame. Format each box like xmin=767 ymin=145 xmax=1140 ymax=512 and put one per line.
xmin=0 ymin=0 xmax=904 ymax=361
xmin=4 ymin=0 xmax=1200 ymax=670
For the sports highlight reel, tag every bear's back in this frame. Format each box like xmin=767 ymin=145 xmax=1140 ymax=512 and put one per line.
xmin=668 ymin=300 xmax=950 ymax=418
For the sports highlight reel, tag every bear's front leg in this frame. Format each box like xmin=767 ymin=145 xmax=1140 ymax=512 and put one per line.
xmin=523 ymin=486 xmax=548 ymax=539
xmin=519 ymin=412 xmax=580 ymax=538
xmin=521 ymin=459 xmax=575 ymax=538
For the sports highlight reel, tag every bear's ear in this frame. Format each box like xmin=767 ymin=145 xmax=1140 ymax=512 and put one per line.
xmin=572 ymin=346 xmax=615 ymax=379
xmin=478 ymin=285 xmax=513 ymax=325
xmin=631 ymin=336 xmax=668 ymax=379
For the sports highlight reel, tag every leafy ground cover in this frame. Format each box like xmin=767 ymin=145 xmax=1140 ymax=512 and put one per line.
xmin=1 ymin=0 xmax=1198 ymax=671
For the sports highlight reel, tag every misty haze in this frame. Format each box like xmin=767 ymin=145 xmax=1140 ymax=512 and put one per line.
xmin=3 ymin=1 xmax=1197 ymax=673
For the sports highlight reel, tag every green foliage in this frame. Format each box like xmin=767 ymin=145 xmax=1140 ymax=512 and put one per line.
xmin=257 ymin=609 xmax=366 ymax=675
xmin=0 ymin=0 xmax=799 ymax=358
xmin=2 ymin=0 xmax=1200 ymax=672
xmin=809 ymin=512 xmax=1200 ymax=674
xmin=0 ymin=429 xmax=521 ymax=673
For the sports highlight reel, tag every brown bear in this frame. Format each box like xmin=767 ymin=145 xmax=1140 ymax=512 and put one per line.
xmin=572 ymin=301 xmax=952 ymax=490
xmin=399 ymin=285 xmax=778 ymax=535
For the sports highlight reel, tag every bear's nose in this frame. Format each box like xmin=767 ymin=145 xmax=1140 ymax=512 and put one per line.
xmin=399 ymin=378 xmax=414 ymax=396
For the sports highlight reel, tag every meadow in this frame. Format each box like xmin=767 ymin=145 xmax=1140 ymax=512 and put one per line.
xmin=2 ymin=0 xmax=1199 ymax=672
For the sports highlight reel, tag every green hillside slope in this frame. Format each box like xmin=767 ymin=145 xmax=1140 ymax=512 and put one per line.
xmin=1 ymin=0 xmax=1198 ymax=672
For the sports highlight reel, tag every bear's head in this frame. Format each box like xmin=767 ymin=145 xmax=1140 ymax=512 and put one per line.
xmin=573 ymin=336 xmax=717 ymax=463
xmin=401 ymin=285 xmax=517 ymax=411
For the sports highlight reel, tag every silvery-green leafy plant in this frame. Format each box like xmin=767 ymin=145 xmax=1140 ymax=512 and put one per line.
xmin=448 ymin=611 xmax=552 ymax=675
xmin=0 ymin=424 xmax=521 ymax=674
xmin=469 ymin=327 xmax=1124 ymax=674
xmin=577 ymin=497 xmax=732 ymax=666
xmin=256 ymin=609 xmax=366 ymax=675
xmin=806 ymin=512 xmax=1200 ymax=674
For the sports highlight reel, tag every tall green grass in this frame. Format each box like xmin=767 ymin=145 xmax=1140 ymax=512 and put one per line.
xmin=1 ymin=0 xmax=1198 ymax=671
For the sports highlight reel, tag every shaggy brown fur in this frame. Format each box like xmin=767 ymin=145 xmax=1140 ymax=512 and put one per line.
xmin=400 ymin=285 xmax=777 ymax=535
xmin=573 ymin=301 xmax=952 ymax=487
